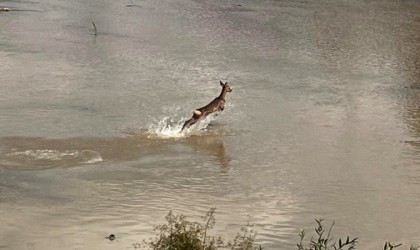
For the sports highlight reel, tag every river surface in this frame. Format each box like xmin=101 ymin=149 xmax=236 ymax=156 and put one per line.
xmin=1 ymin=0 xmax=419 ymax=249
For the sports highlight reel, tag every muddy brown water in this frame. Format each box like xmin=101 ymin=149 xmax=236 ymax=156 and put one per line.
xmin=1 ymin=0 xmax=419 ymax=249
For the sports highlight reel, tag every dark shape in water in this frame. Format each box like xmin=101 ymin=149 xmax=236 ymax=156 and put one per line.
xmin=91 ymin=21 xmax=97 ymax=36
xmin=106 ymin=234 xmax=115 ymax=241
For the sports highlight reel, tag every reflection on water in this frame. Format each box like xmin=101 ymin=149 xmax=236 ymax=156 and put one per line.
xmin=187 ymin=135 xmax=230 ymax=169
xmin=312 ymin=1 xmax=420 ymax=188
xmin=396 ymin=7 xmax=420 ymax=185
xmin=0 ymin=133 xmax=231 ymax=170
xmin=0 ymin=133 xmax=297 ymax=250
xmin=404 ymin=92 xmax=420 ymax=143
xmin=402 ymin=87 xmax=420 ymax=184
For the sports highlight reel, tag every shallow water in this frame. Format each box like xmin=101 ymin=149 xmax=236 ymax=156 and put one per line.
xmin=1 ymin=0 xmax=420 ymax=249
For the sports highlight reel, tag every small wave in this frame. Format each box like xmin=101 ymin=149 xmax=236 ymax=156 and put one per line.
xmin=79 ymin=150 xmax=104 ymax=164
xmin=7 ymin=149 xmax=79 ymax=160
xmin=5 ymin=149 xmax=103 ymax=165
xmin=82 ymin=155 xmax=103 ymax=164
xmin=146 ymin=114 xmax=220 ymax=139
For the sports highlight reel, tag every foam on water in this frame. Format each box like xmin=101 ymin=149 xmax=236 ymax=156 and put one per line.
xmin=6 ymin=149 xmax=103 ymax=164
xmin=146 ymin=113 xmax=219 ymax=139
xmin=7 ymin=149 xmax=79 ymax=160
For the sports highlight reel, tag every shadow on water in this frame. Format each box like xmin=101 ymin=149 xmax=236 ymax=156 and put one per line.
xmin=0 ymin=132 xmax=231 ymax=170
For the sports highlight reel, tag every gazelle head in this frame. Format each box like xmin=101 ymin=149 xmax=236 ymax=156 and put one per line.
xmin=220 ymin=81 xmax=233 ymax=92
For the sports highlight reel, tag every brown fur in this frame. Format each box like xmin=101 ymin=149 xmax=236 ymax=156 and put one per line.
xmin=181 ymin=81 xmax=232 ymax=132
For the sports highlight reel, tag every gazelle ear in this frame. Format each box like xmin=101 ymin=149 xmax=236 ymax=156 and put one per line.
xmin=220 ymin=81 xmax=225 ymax=86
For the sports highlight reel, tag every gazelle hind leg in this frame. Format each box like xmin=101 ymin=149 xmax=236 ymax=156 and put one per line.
xmin=181 ymin=110 xmax=203 ymax=132
xmin=181 ymin=118 xmax=196 ymax=132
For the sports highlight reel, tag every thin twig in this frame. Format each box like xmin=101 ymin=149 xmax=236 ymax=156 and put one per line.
xmin=91 ymin=21 xmax=97 ymax=36
xmin=326 ymin=221 xmax=335 ymax=244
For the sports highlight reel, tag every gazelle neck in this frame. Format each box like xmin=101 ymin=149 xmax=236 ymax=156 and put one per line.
xmin=219 ymin=87 xmax=228 ymax=99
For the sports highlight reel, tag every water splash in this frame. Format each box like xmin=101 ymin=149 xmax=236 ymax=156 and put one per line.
xmin=146 ymin=113 xmax=219 ymax=139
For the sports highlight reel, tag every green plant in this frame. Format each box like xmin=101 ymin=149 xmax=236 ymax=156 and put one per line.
xmin=135 ymin=208 xmax=218 ymax=250
xmin=135 ymin=210 xmax=419 ymax=250
xmin=225 ymin=222 xmax=257 ymax=250
xmin=135 ymin=208 xmax=258 ymax=250
xmin=297 ymin=219 xmax=357 ymax=250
